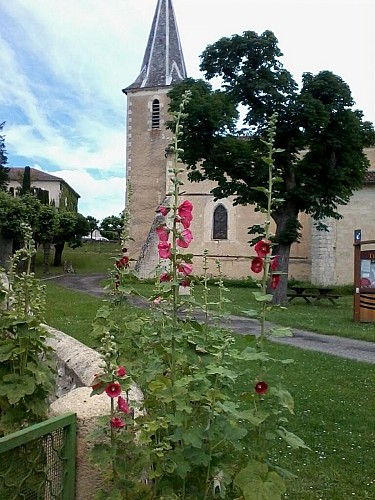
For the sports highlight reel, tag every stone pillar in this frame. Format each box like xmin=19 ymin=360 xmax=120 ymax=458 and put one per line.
xmin=310 ymin=218 xmax=337 ymax=286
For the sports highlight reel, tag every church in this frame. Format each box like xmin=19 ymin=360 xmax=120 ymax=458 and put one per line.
xmin=123 ymin=0 xmax=375 ymax=286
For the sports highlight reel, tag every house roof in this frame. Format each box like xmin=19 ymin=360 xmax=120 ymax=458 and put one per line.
xmin=8 ymin=167 xmax=80 ymax=198
xmin=124 ymin=0 xmax=187 ymax=91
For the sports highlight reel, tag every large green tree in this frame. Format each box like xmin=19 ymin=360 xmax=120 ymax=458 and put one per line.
xmin=168 ymin=30 xmax=375 ymax=304
xmin=100 ymin=214 xmax=123 ymax=241
xmin=0 ymin=122 xmax=9 ymax=191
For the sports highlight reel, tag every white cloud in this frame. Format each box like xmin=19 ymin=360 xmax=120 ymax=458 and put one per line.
xmin=47 ymin=168 xmax=125 ymax=221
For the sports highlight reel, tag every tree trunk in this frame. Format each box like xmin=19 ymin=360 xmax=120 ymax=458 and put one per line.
xmin=53 ymin=242 xmax=65 ymax=267
xmin=43 ymin=242 xmax=51 ymax=274
xmin=271 ymin=202 xmax=299 ymax=305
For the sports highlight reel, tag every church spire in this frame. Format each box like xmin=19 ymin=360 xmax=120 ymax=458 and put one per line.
xmin=126 ymin=0 xmax=187 ymax=90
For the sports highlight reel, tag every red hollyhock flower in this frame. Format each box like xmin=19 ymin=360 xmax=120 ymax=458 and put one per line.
xmin=251 ymin=256 xmax=264 ymax=273
xmin=181 ymin=278 xmax=190 ymax=287
xmin=159 ymin=205 xmax=170 ymax=216
xmin=177 ymin=262 xmax=193 ymax=276
xmin=111 ymin=417 xmax=126 ymax=428
xmin=270 ymin=274 xmax=281 ymax=290
xmin=160 ymin=272 xmax=172 ymax=282
xmin=118 ymin=396 xmax=130 ymax=414
xmin=254 ymin=240 xmax=271 ymax=258
xmin=180 ymin=215 xmax=192 ymax=229
xmin=271 ymin=255 xmax=279 ymax=271
xmin=117 ymin=366 xmax=126 ymax=377
xmin=177 ymin=229 xmax=193 ymax=248
xmin=158 ymin=241 xmax=171 ymax=259
xmin=120 ymin=256 xmax=129 ymax=267
xmin=156 ymin=226 xmax=169 ymax=242
xmin=105 ymin=382 xmax=122 ymax=398
xmin=255 ymin=381 xmax=268 ymax=395
xmin=121 ymin=247 xmax=127 ymax=253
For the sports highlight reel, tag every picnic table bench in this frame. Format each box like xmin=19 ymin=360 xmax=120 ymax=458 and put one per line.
xmin=287 ymin=286 xmax=341 ymax=305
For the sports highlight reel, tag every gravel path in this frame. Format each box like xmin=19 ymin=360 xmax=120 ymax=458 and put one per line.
xmin=45 ymin=273 xmax=375 ymax=364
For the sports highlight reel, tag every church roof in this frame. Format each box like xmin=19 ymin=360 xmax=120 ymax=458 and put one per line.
xmin=124 ymin=0 xmax=187 ymax=91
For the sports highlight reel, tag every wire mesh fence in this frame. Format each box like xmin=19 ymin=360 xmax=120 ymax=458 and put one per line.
xmin=0 ymin=413 xmax=76 ymax=500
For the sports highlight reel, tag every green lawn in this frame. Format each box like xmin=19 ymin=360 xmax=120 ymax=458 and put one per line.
xmin=43 ymin=282 xmax=375 ymax=499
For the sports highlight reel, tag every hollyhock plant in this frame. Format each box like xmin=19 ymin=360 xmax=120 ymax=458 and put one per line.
xmin=255 ymin=381 xmax=268 ymax=395
xmin=156 ymin=226 xmax=169 ymax=242
xmin=178 ymin=200 xmax=193 ymax=219
xmin=117 ymin=366 xmax=126 ymax=377
xmin=111 ymin=417 xmax=126 ymax=429
xmin=177 ymin=262 xmax=193 ymax=276
xmin=105 ymin=382 xmax=122 ymax=398
xmin=271 ymin=255 xmax=279 ymax=271
xmin=159 ymin=205 xmax=170 ymax=216
xmin=160 ymin=272 xmax=172 ymax=282
xmin=251 ymin=256 xmax=264 ymax=274
xmin=177 ymin=229 xmax=193 ymax=248
xmin=254 ymin=240 xmax=271 ymax=258
xmin=270 ymin=274 xmax=281 ymax=290
xmin=118 ymin=396 xmax=130 ymax=414
xmin=158 ymin=241 xmax=171 ymax=259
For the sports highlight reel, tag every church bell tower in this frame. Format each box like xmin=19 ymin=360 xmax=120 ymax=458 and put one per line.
xmin=122 ymin=0 xmax=187 ymax=259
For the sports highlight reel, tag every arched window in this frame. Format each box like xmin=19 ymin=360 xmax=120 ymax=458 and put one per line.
xmin=213 ymin=204 xmax=228 ymax=239
xmin=151 ymin=99 xmax=160 ymax=128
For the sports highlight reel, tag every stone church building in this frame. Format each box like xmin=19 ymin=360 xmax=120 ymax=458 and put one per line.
xmin=123 ymin=0 xmax=375 ymax=285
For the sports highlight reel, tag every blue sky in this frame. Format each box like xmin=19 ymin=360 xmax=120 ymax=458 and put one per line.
xmin=1 ymin=0 xmax=374 ymax=221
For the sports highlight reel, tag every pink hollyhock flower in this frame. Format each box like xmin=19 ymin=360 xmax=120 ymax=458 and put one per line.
xmin=177 ymin=229 xmax=193 ymax=248
xmin=255 ymin=381 xmax=268 ymax=395
xmin=251 ymin=256 xmax=263 ymax=274
xmin=160 ymin=272 xmax=172 ymax=282
xmin=271 ymin=255 xmax=279 ymax=271
xmin=159 ymin=205 xmax=170 ymax=216
xmin=105 ymin=382 xmax=122 ymax=398
xmin=270 ymin=274 xmax=281 ymax=290
xmin=153 ymin=296 xmax=162 ymax=304
xmin=180 ymin=215 xmax=192 ymax=229
xmin=156 ymin=226 xmax=169 ymax=242
xmin=158 ymin=241 xmax=171 ymax=259
xmin=111 ymin=417 xmax=126 ymax=428
xmin=118 ymin=396 xmax=130 ymax=414
xmin=177 ymin=262 xmax=193 ymax=276
xmin=117 ymin=366 xmax=126 ymax=377
xmin=254 ymin=240 xmax=271 ymax=258
xmin=178 ymin=200 xmax=193 ymax=217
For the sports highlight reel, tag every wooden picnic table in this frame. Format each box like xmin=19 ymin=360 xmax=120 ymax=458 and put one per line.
xmin=287 ymin=286 xmax=341 ymax=305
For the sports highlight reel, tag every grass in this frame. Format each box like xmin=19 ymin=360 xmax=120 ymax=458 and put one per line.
xmin=42 ymin=283 xmax=375 ymax=500
xmin=34 ymin=241 xmax=120 ymax=277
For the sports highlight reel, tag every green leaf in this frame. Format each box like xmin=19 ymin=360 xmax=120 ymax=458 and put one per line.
xmin=269 ymin=326 xmax=293 ymax=337
xmin=234 ymin=460 xmax=286 ymax=500
xmin=270 ymin=386 xmax=295 ymax=414
xmin=253 ymin=292 xmax=273 ymax=302
xmin=0 ymin=342 xmax=14 ymax=362
xmin=241 ymin=308 xmax=259 ymax=318
xmin=0 ymin=374 xmax=36 ymax=404
xmin=237 ymin=347 xmax=270 ymax=362
xmin=276 ymin=427 xmax=311 ymax=450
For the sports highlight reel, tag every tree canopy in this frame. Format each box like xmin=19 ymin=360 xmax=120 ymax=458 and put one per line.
xmin=0 ymin=122 xmax=9 ymax=191
xmin=168 ymin=29 xmax=375 ymax=303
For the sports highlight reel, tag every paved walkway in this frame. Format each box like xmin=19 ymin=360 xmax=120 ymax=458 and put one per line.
xmin=46 ymin=273 xmax=375 ymax=364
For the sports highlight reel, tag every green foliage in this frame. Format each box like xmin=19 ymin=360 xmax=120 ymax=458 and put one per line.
xmin=0 ymin=122 xmax=9 ymax=191
xmin=168 ymin=29 xmax=375 ymax=304
xmin=0 ymin=224 xmax=55 ymax=436
xmin=86 ymin=104 xmax=306 ymax=499
xmin=100 ymin=214 xmax=124 ymax=241
xmin=86 ymin=215 xmax=99 ymax=237
xmin=20 ymin=165 xmax=31 ymax=195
